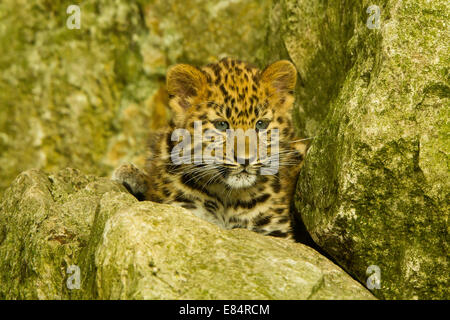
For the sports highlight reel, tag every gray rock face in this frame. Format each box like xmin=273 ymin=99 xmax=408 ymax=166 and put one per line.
xmin=275 ymin=0 xmax=450 ymax=299
xmin=0 ymin=169 xmax=374 ymax=300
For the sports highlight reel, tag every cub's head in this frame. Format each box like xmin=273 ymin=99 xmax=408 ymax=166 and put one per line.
xmin=166 ymin=58 xmax=304 ymax=189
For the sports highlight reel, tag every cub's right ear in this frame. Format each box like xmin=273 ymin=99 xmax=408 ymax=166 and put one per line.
xmin=166 ymin=64 xmax=206 ymax=110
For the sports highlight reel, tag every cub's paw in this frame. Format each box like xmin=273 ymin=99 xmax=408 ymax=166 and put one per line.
xmin=112 ymin=163 xmax=149 ymax=201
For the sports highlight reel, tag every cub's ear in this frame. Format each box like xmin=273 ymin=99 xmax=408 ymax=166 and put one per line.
xmin=166 ymin=64 xmax=206 ymax=109
xmin=261 ymin=60 xmax=297 ymax=93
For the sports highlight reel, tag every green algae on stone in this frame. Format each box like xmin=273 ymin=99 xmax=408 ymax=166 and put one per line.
xmin=83 ymin=202 xmax=374 ymax=299
xmin=0 ymin=168 xmax=134 ymax=299
xmin=0 ymin=0 xmax=272 ymax=196
xmin=0 ymin=168 xmax=374 ymax=300
xmin=264 ymin=0 xmax=364 ymax=138
xmin=287 ymin=0 xmax=449 ymax=299
xmin=0 ymin=0 xmax=150 ymax=195
xmin=141 ymin=0 xmax=272 ymax=66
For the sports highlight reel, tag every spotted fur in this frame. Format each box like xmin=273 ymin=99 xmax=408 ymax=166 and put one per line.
xmin=114 ymin=58 xmax=307 ymax=240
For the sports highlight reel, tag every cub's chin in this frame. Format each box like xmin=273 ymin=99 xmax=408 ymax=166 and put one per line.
xmin=224 ymin=172 xmax=257 ymax=189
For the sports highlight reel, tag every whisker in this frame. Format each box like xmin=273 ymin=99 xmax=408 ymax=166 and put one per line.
xmin=288 ymin=136 xmax=316 ymax=143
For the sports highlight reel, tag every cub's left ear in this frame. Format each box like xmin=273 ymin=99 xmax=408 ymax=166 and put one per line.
xmin=166 ymin=64 xmax=206 ymax=110
xmin=261 ymin=60 xmax=297 ymax=93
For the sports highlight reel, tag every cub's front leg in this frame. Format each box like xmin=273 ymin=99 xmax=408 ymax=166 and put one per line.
xmin=112 ymin=163 xmax=149 ymax=201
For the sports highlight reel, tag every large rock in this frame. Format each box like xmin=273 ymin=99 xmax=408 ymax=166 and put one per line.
xmin=0 ymin=0 xmax=271 ymax=195
xmin=264 ymin=0 xmax=358 ymax=137
xmin=0 ymin=169 xmax=374 ymax=300
xmin=272 ymin=1 xmax=449 ymax=299
xmin=0 ymin=168 xmax=134 ymax=299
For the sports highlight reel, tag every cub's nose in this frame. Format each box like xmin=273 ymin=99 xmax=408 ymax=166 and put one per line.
xmin=235 ymin=156 xmax=256 ymax=167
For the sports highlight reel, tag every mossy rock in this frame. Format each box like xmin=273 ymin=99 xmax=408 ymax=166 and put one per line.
xmin=0 ymin=169 xmax=374 ymax=300
xmin=277 ymin=0 xmax=450 ymax=299
xmin=0 ymin=0 xmax=272 ymax=195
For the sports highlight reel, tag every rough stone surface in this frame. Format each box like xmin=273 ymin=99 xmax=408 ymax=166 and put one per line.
xmin=0 ymin=168 xmax=134 ymax=299
xmin=0 ymin=0 xmax=271 ymax=195
xmin=0 ymin=169 xmax=374 ymax=300
xmin=282 ymin=0 xmax=449 ymax=299
xmin=1 ymin=0 xmax=447 ymax=300
xmin=264 ymin=0 xmax=358 ymax=138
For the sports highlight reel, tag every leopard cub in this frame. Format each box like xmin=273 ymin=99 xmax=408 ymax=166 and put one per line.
xmin=113 ymin=58 xmax=307 ymax=240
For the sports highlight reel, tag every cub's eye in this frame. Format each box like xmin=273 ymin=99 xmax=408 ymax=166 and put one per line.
xmin=213 ymin=120 xmax=230 ymax=131
xmin=256 ymin=120 xmax=270 ymax=131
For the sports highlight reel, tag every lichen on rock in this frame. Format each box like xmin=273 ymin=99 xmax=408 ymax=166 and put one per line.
xmin=276 ymin=0 xmax=450 ymax=299
xmin=0 ymin=0 xmax=271 ymax=195
xmin=0 ymin=169 xmax=374 ymax=300
xmin=0 ymin=0 xmax=447 ymax=300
